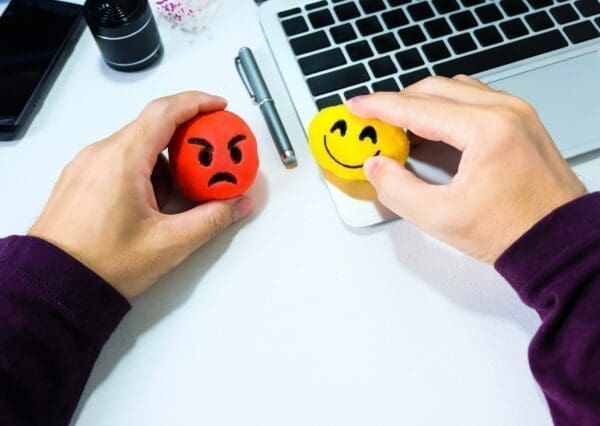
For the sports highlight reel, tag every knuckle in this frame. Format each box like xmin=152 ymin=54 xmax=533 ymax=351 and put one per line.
xmin=411 ymin=75 xmax=445 ymax=91
xmin=70 ymin=143 xmax=99 ymax=168
xmin=452 ymin=73 xmax=470 ymax=81
xmin=511 ymin=97 xmax=538 ymax=119
xmin=493 ymin=88 xmax=511 ymax=97
xmin=496 ymin=93 xmax=538 ymax=119
xmin=143 ymin=97 xmax=171 ymax=119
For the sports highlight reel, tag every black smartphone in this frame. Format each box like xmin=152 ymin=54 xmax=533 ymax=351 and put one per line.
xmin=0 ymin=0 xmax=86 ymax=141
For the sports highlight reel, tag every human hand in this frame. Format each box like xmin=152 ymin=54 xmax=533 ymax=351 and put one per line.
xmin=348 ymin=76 xmax=587 ymax=263
xmin=29 ymin=92 xmax=254 ymax=298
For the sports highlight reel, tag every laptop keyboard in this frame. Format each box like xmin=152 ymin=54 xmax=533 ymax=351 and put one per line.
xmin=277 ymin=0 xmax=600 ymax=110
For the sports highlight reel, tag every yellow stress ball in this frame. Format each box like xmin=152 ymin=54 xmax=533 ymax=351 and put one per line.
xmin=308 ymin=104 xmax=409 ymax=181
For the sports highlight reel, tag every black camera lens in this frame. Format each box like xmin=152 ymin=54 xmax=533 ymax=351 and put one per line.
xmin=84 ymin=0 xmax=163 ymax=71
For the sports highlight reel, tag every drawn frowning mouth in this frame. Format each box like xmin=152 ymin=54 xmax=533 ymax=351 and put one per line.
xmin=323 ymin=135 xmax=380 ymax=169
xmin=208 ymin=172 xmax=237 ymax=186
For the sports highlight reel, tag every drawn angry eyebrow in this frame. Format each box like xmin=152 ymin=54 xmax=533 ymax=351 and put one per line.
xmin=228 ymin=134 xmax=246 ymax=148
xmin=188 ymin=137 xmax=213 ymax=149
xmin=359 ymin=126 xmax=377 ymax=144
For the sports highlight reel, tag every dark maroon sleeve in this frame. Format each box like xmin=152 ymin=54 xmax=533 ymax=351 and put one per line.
xmin=0 ymin=235 xmax=130 ymax=426
xmin=495 ymin=192 xmax=600 ymax=425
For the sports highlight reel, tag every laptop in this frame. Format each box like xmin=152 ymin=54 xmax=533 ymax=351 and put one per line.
xmin=259 ymin=0 xmax=600 ymax=227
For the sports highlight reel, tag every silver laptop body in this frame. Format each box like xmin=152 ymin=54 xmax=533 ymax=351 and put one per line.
xmin=259 ymin=0 xmax=600 ymax=226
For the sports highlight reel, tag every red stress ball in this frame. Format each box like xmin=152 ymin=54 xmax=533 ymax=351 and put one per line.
xmin=168 ymin=110 xmax=259 ymax=202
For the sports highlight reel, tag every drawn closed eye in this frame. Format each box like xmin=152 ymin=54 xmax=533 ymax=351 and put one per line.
xmin=330 ymin=119 xmax=347 ymax=137
xmin=359 ymin=126 xmax=377 ymax=144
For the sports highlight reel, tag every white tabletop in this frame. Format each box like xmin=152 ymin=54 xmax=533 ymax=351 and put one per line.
xmin=1 ymin=1 xmax=600 ymax=425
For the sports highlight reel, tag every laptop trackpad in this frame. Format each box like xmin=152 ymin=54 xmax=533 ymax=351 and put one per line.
xmin=489 ymin=50 xmax=600 ymax=159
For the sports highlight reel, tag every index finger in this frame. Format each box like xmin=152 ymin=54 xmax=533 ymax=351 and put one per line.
xmin=347 ymin=92 xmax=476 ymax=152
xmin=133 ymin=91 xmax=227 ymax=159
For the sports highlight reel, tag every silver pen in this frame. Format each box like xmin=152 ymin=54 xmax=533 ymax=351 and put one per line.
xmin=235 ymin=46 xmax=296 ymax=166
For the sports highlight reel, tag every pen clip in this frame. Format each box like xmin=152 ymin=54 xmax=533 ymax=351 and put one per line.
xmin=235 ymin=56 xmax=257 ymax=103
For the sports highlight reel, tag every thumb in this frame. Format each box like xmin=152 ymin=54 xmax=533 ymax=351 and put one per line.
xmin=364 ymin=157 xmax=447 ymax=225
xmin=164 ymin=196 xmax=254 ymax=251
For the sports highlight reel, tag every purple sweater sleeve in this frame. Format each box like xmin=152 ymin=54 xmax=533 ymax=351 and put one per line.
xmin=0 ymin=235 xmax=130 ymax=426
xmin=495 ymin=192 xmax=600 ymax=425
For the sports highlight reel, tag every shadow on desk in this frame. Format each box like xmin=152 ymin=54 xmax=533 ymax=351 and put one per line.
xmin=351 ymin=221 xmax=540 ymax=337
xmin=71 ymin=171 xmax=269 ymax=423
xmin=377 ymin=145 xmax=600 ymax=335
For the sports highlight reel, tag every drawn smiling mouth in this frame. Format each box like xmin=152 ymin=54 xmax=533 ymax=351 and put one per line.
xmin=208 ymin=172 xmax=237 ymax=186
xmin=323 ymin=135 xmax=380 ymax=169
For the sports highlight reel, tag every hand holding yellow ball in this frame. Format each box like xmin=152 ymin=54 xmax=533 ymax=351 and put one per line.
xmin=308 ymin=104 xmax=409 ymax=181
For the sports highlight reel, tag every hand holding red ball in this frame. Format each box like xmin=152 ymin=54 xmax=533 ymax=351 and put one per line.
xmin=169 ymin=110 xmax=259 ymax=202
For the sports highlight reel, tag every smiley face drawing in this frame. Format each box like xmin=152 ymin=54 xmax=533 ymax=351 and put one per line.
xmin=168 ymin=110 xmax=259 ymax=202
xmin=308 ymin=104 xmax=409 ymax=181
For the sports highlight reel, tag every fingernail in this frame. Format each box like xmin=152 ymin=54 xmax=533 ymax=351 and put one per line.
xmin=363 ymin=157 xmax=380 ymax=182
xmin=233 ymin=197 xmax=254 ymax=222
xmin=347 ymin=95 xmax=366 ymax=106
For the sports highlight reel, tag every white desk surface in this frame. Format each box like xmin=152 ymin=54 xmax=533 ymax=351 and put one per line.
xmin=1 ymin=1 xmax=600 ymax=425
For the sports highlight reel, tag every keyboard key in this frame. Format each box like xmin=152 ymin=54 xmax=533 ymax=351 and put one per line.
xmin=432 ymin=0 xmax=460 ymax=14
xmin=424 ymin=17 xmax=453 ymax=38
xmin=526 ymin=0 xmax=553 ymax=9
xmin=389 ymin=0 xmax=411 ymax=5
xmin=450 ymin=10 xmax=478 ymax=31
xmin=306 ymin=1 xmax=327 ymax=11
xmin=398 ymin=25 xmax=427 ymax=45
xmin=564 ymin=20 xmax=600 ymax=42
xmin=475 ymin=25 xmax=504 ymax=46
xmin=372 ymin=33 xmax=401 ymax=53
xmin=360 ymin=0 xmax=387 ymax=13
xmin=372 ymin=78 xmax=400 ymax=92
xmin=369 ymin=56 xmax=397 ymax=77
xmin=407 ymin=2 xmax=435 ymax=21
xmin=460 ymin=0 xmax=485 ymax=6
xmin=290 ymin=31 xmax=330 ymax=55
xmin=345 ymin=86 xmax=370 ymax=99
xmin=400 ymin=68 xmax=431 ymax=87
xmin=282 ymin=17 xmax=309 ymax=37
xmin=330 ymin=24 xmax=357 ymax=43
xmin=500 ymin=18 xmax=530 ymax=38
xmin=475 ymin=4 xmax=504 ymax=23
xmin=299 ymin=48 xmax=346 ymax=75
xmin=575 ymin=0 xmax=600 ymax=16
xmin=500 ymin=0 xmax=529 ymax=16
xmin=395 ymin=47 xmax=425 ymax=70
xmin=525 ymin=11 xmax=554 ymax=31
xmin=448 ymin=33 xmax=478 ymax=54
xmin=382 ymin=8 xmax=409 ymax=29
xmin=334 ymin=2 xmax=360 ymax=21
xmin=278 ymin=7 xmax=301 ymax=19
xmin=308 ymin=64 xmax=370 ymax=96
xmin=356 ymin=16 xmax=384 ymax=36
xmin=422 ymin=40 xmax=451 ymax=61
xmin=550 ymin=4 xmax=579 ymax=23
xmin=309 ymin=9 xmax=335 ymax=28
xmin=316 ymin=94 xmax=343 ymax=110
xmin=346 ymin=40 xmax=374 ymax=60
xmin=434 ymin=30 xmax=568 ymax=76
